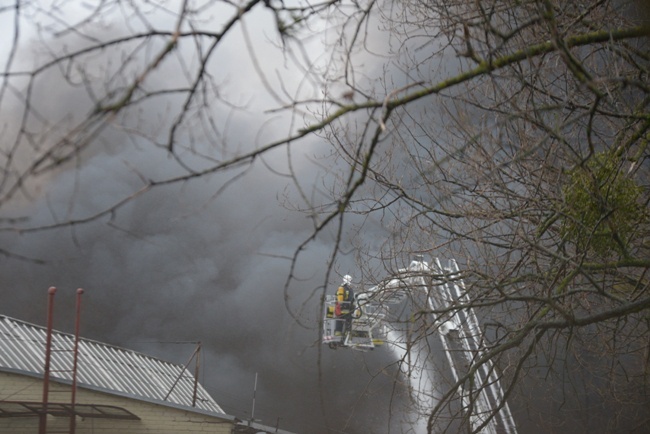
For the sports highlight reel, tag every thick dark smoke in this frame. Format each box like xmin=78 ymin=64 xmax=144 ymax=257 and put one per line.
xmin=0 ymin=7 xmax=421 ymax=434
xmin=0 ymin=132 xmax=417 ymax=434
xmin=0 ymin=138 xmax=416 ymax=433
xmin=11 ymin=3 xmax=646 ymax=434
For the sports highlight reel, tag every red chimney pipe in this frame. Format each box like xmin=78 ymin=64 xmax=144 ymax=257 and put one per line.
xmin=39 ymin=286 xmax=56 ymax=434
xmin=70 ymin=288 xmax=84 ymax=434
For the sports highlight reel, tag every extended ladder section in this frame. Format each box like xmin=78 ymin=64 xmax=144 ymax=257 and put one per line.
xmin=323 ymin=259 xmax=518 ymax=433
xmin=426 ymin=259 xmax=518 ymax=434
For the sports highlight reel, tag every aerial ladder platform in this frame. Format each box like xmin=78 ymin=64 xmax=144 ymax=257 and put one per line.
xmin=322 ymin=258 xmax=517 ymax=434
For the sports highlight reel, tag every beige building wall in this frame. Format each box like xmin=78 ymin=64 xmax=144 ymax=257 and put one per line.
xmin=0 ymin=371 xmax=234 ymax=433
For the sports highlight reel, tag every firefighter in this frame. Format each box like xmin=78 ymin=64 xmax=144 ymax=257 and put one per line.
xmin=334 ymin=275 xmax=355 ymax=336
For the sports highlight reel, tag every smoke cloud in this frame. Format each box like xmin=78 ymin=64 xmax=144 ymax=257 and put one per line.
xmin=0 ymin=6 xmax=423 ymax=434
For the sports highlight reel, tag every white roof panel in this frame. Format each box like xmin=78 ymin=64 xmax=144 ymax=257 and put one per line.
xmin=0 ymin=315 xmax=224 ymax=415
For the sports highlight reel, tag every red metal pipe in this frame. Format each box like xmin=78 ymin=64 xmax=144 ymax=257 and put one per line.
xmin=70 ymin=288 xmax=84 ymax=434
xmin=39 ymin=286 xmax=56 ymax=434
xmin=192 ymin=342 xmax=201 ymax=407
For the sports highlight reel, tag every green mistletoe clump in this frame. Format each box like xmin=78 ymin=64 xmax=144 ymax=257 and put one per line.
xmin=561 ymin=151 xmax=645 ymax=256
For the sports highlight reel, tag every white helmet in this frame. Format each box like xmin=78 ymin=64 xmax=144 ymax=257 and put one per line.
xmin=343 ymin=275 xmax=352 ymax=285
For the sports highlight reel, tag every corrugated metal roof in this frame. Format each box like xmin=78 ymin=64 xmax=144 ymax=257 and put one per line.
xmin=0 ymin=315 xmax=224 ymax=415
